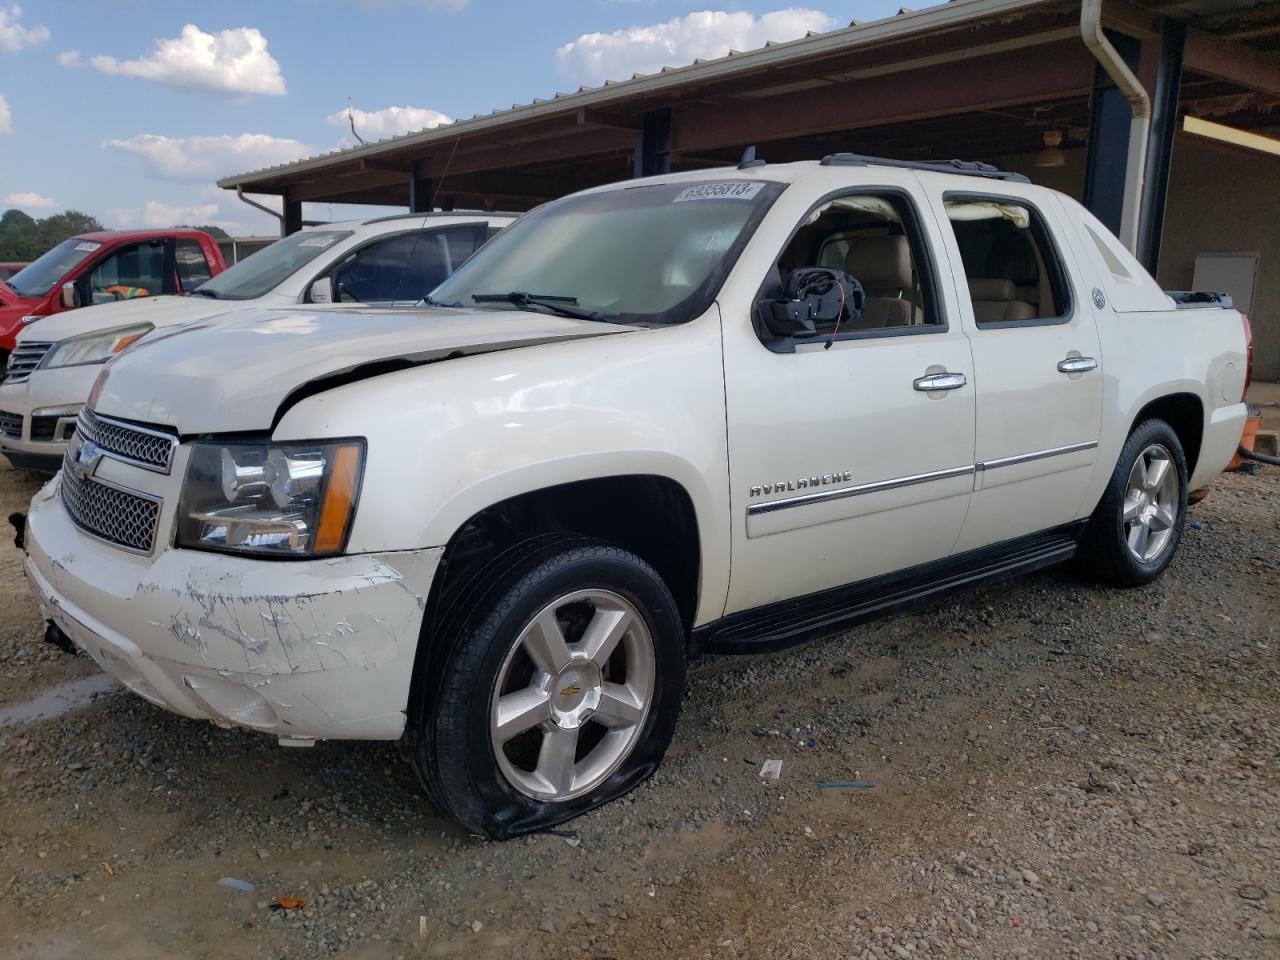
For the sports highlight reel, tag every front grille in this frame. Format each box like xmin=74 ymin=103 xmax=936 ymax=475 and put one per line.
xmin=60 ymin=458 xmax=161 ymax=553
xmin=76 ymin=408 xmax=176 ymax=473
xmin=4 ymin=341 xmax=53 ymax=384
xmin=0 ymin=409 xmax=21 ymax=439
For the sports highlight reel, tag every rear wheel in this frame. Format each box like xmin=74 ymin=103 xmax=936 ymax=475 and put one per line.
xmin=407 ymin=536 xmax=685 ymax=838
xmin=1078 ymin=419 xmax=1188 ymax=586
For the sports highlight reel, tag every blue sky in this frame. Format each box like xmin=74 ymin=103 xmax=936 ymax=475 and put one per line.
xmin=0 ymin=1 xmax=912 ymax=235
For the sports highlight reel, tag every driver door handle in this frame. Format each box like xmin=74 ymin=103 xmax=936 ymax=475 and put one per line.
xmin=1057 ymin=356 xmax=1098 ymax=374
xmin=914 ymin=372 xmax=967 ymax=392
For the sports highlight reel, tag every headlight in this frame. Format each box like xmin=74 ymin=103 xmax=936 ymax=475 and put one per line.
xmin=41 ymin=324 xmax=153 ymax=369
xmin=177 ymin=439 xmax=364 ymax=558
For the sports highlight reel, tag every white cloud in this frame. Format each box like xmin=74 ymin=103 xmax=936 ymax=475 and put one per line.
xmin=56 ymin=48 xmax=81 ymax=67
xmin=5 ymin=191 xmax=56 ymax=209
xmin=0 ymin=5 xmax=49 ymax=53
xmin=556 ymin=7 xmax=837 ymax=85
xmin=90 ymin=24 xmax=285 ymax=96
xmin=104 ymin=132 xmax=313 ymax=180
xmin=114 ymin=200 xmax=221 ymax=229
xmin=0 ymin=93 xmax=9 ymax=134
xmin=326 ymin=104 xmax=452 ymax=144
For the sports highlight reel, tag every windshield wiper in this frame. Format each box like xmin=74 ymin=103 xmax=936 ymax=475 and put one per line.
xmin=472 ymin=291 xmax=606 ymax=322
xmin=191 ymin=288 xmax=220 ymax=299
xmin=420 ymin=294 xmax=463 ymax=308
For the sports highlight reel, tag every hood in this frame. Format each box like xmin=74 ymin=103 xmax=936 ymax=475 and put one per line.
xmin=0 ymin=280 xmax=16 ymax=304
xmin=16 ymin=294 xmax=230 ymax=343
xmin=92 ymin=305 xmax=637 ymax=434
xmin=0 ymin=295 xmax=42 ymax=344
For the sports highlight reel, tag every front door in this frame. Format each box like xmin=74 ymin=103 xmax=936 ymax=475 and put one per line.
xmin=922 ymin=188 xmax=1104 ymax=552
xmin=722 ymin=184 xmax=977 ymax=616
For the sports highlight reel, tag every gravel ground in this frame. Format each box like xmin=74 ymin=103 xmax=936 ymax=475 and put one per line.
xmin=1 ymin=458 xmax=1276 ymax=960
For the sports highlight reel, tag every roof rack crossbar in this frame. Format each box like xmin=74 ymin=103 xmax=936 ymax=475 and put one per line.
xmin=819 ymin=153 xmax=1030 ymax=182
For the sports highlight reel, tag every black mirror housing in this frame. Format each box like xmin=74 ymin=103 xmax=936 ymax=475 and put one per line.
xmin=759 ymin=268 xmax=865 ymax=339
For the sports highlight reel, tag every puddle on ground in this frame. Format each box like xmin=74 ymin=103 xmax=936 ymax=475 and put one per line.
xmin=0 ymin=673 xmax=120 ymax=728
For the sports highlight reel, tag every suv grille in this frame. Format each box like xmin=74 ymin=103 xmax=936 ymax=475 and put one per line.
xmin=4 ymin=341 xmax=53 ymax=384
xmin=0 ymin=409 xmax=21 ymax=439
xmin=60 ymin=456 xmax=161 ymax=553
xmin=77 ymin=408 xmax=177 ymax=473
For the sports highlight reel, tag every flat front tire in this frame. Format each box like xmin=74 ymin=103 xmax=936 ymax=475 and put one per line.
xmin=407 ymin=536 xmax=686 ymax=838
xmin=1078 ymin=419 xmax=1188 ymax=587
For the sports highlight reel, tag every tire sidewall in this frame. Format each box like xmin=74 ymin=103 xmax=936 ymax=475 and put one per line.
xmin=444 ymin=547 xmax=685 ymax=838
xmin=1107 ymin=420 xmax=1189 ymax=581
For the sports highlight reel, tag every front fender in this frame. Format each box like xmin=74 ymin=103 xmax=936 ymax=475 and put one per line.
xmin=273 ymin=314 xmax=732 ymax=625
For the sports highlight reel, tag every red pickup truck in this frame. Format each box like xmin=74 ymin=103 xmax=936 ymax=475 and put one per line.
xmin=0 ymin=229 xmax=227 ymax=362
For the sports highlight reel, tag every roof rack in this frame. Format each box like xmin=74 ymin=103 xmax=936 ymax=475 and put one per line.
xmin=819 ymin=153 xmax=1030 ymax=183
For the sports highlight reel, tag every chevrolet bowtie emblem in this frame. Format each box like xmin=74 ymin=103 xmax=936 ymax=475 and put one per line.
xmin=67 ymin=437 xmax=104 ymax=480
xmin=559 ymin=685 xmax=581 ymax=697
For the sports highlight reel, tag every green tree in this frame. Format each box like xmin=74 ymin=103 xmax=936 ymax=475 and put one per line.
xmin=0 ymin=208 xmax=105 ymax=261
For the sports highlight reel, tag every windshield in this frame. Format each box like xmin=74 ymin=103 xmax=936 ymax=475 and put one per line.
xmin=7 ymin=237 xmax=101 ymax=297
xmin=431 ymin=179 xmax=784 ymax=324
xmin=197 ymin=230 xmax=354 ymax=300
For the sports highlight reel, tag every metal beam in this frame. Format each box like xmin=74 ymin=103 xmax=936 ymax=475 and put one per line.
xmin=635 ymin=108 xmax=672 ymax=177
xmin=281 ymin=196 xmax=302 ymax=237
xmin=1138 ymin=17 xmax=1184 ymax=273
xmin=672 ymin=41 xmax=1094 ymax=154
xmin=1082 ymin=29 xmax=1143 ymax=242
xmin=1184 ymin=27 xmax=1280 ymax=96
xmin=409 ymin=175 xmax=433 ymax=213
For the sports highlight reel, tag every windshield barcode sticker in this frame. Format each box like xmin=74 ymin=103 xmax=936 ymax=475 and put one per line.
xmin=673 ymin=182 xmax=764 ymax=203
xmin=74 ymin=241 xmax=102 ymax=252
xmin=298 ymin=236 xmax=338 ymax=247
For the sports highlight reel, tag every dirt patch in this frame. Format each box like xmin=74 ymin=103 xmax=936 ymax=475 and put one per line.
xmin=0 ymin=461 xmax=1276 ymax=959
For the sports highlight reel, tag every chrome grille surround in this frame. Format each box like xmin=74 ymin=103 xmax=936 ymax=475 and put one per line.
xmin=59 ymin=454 xmax=161 ymax=554
xmin=4 ymin=341 xmax=54 ymax=384
xmin=76 ymin=408 xmax=177 ymax=474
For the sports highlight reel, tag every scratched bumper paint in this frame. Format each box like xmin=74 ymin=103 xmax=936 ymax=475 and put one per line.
xmin=23 ymin=476 xmax=442 ymax=740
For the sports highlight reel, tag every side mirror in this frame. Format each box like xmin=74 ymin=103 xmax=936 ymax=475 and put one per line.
xmin=308 ymin=277 xmax=334 ymax=304
xmin=59 ymin=282 xmax=78 ymax=309
xmin=759 ymin=268 xmax=865 ymax=339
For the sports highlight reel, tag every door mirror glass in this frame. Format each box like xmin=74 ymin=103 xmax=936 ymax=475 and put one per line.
xmin=759 ymin=267 xmax=864 ymax=338
xmin=59 ymin=282 xmax=78 ymax=309
xmin=308 ymin=277 xmax=334 ymax=304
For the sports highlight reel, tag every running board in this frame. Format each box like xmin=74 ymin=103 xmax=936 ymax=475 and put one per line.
xmin=693 ymin=522 xmax=1087 ymax=655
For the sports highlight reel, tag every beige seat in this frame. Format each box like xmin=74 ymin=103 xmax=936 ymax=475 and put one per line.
xmin=843 ymin=236 xmax=917 ymax=328
xmin=968 ymin=278 xmax=1036 ymax=323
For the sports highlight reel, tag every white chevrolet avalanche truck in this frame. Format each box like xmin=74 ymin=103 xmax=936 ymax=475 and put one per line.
xmin=20 ymin=156 xmax=1251 ymax=838
xmin=0 ymin=213 xmax=511 ymax=474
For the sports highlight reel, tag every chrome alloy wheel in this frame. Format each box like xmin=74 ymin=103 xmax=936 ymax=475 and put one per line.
xmin=1123 ymin=443 xmax=1179 ymax=563
xmin=490 ymin=590 xmax=655 ymax=802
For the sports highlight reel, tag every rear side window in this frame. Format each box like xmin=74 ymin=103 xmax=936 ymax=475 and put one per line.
xmin=175 ymin=238 xmax=213 ymax=290
xmin=944 ymin=197 xmax=1072 ymax=326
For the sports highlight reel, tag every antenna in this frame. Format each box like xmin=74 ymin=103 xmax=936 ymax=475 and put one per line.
xmin=738 ymin=145 xmax=766 ymax=169
xmin=347 ymin=99 xmax=366 ymax=146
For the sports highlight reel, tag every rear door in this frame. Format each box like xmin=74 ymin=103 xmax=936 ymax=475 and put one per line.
xmin=920 ymin=185 xmax=1104 ymax=551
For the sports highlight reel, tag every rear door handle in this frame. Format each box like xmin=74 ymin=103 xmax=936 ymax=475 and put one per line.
xmin=1057 ymin=356 xmax=1098 ymax=374
xmin=913 ymin=372 xmax=967 ymax=392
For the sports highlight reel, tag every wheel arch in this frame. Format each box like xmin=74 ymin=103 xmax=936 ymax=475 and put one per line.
xmin=1126 ymin=391 xmax=1204 ymax=479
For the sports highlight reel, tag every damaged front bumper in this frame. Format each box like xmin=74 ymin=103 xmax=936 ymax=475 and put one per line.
xmin=24 ymin=477 xmax=442 ymax=741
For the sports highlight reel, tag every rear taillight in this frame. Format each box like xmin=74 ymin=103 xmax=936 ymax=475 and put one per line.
xmin=1242 ymin=313 xmax=1253 ymax=402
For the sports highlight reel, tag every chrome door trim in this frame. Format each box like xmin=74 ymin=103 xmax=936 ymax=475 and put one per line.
xmin=747 ymin=464 xmax=976 ymax=516
xmin=1057 ymin=356 xmax=1099 ymax=374
xmin=977 ymin=440 xmax=1098 ymax=472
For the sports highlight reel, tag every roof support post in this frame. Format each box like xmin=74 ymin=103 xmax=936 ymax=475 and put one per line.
xmin=1137 ymin=16 xmax=1184 ymax=274
xmin=634 ymin=108 xmax=672 ymax=178
xmin=281 ymin=195 xmax=303 ymax=237
xmin=1080 ymin=0 xmax=1150 ymax=253
xmin=409 ymin=174 xmax=434 ymax=213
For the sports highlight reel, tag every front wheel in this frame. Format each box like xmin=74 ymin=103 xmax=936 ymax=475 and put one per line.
xmin=407 ymin=536 xmax=686 ymax=838
xmin=1077 ymin=419 xmax=1188 ymax=586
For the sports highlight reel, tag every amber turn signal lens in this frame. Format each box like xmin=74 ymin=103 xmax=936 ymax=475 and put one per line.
xmin=314 ymin=443 xmax=362 ymax=553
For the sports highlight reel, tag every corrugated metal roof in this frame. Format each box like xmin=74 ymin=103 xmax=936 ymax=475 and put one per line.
xmin=218 ymin=0 xmax=1059 ymax=188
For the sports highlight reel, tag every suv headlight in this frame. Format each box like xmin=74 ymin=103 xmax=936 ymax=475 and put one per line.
xmin=177 ymin=439 xmax=364 ymax=558
xmin=42 ymin=324 xmax=153 ymax=369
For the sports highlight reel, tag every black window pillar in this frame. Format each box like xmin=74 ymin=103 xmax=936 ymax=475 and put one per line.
xmin=634 ymin=107 xmax=672 ymax=178
xmin=409 ymin=173 xmax=434 ymax=213
xmin=1137 ymin=17 xmax=1185 ymax=275
xmin=1082 ymin=29 xmax=1143 ymax=242
xmin=281 ymin=195 xmax=302 ymax=237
